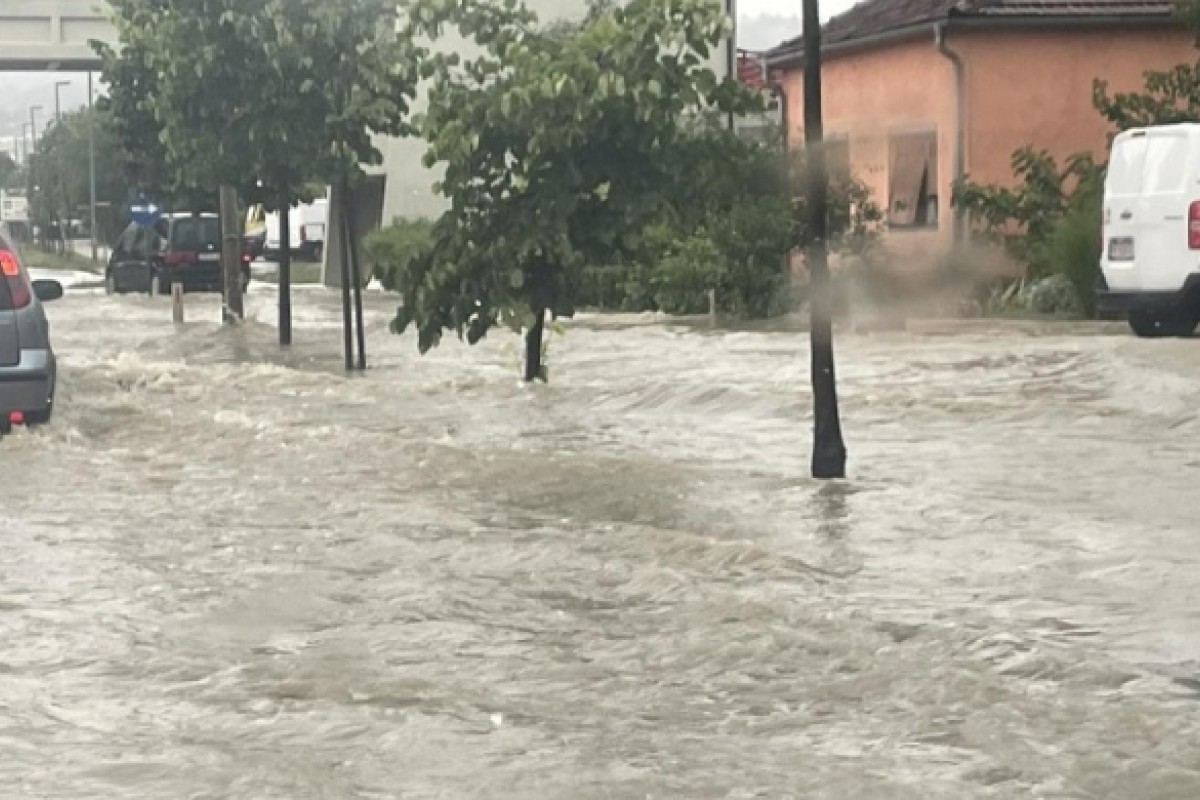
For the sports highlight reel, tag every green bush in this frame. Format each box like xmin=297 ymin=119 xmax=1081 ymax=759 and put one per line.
xmin=1039 ymin=176 xmax=1102 ymax=316
xmin=364 ymin=218 xmax=433 ymax=292
xmin=650 ymin=231 xmax=725 ymax=314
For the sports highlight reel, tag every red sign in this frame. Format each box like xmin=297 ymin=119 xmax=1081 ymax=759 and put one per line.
xmin=737 ymin=49 xmax=767 ymax=90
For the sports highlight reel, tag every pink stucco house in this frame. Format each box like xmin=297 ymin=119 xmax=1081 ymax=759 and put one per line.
xmin=766 ymin=0 xmax=1195 ymax=271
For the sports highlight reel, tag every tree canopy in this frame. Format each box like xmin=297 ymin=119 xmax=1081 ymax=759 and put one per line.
xmin=391 ymin=0 xmax=756 ymax=374
xmin=95 ymin=0 xmax=423 ymax=210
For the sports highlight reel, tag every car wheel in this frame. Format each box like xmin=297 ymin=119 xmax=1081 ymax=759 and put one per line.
xmin=24 ymin=401 xmax=52 ymax=426
xmin=105 ymin=272 xmax=118 ymax=295
xmin=1129 ymin=309 xmax=1196 ymax=338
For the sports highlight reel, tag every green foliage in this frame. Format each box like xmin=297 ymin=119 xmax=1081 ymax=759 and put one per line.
xmin=392 ymin=0 xmax=759 ymax=354
xmin=96 ymin=0 xmax=422 ymax=210
xmin=953 ymin=147 xmax=1101 ymax=272
xmin=364 ymin=219 xmax=434 ymax=292
xmin=1093 ymin=62 xmax=1200 ymax=131
xmin=576 ymin=133 xmax=882 ymax=318
xmin=1041 ymin=175 xmax=1102 ymax=316
xmin=952 ymin=147 xmax=1103 ymax=313
xmin=26 ymin=108 xmax=126 ymax=238
xmin=1093 ymin=1 xmax=1200 ymax=131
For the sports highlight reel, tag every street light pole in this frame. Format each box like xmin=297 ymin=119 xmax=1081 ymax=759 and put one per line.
xmin=802 ymin=0 xmax=847 ymax=479
xmin=88 ymin=73 xmax=98 ymax=263
xmin=53 ymin=81 xmax=70 ymax=254
xmin=29 ymin=106 xmax=41 ymax=151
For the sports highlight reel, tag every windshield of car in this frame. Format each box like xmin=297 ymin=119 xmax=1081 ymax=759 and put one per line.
xmin=170 ymin=217 xmax=221 ymax=251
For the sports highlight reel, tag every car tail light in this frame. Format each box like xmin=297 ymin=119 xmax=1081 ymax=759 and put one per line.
xmin=164 ymin=250 xmax=197 ymax=265
xmin=1189 ymin=202 xmax=1200 ymax=250
xmin=1 ymin=249 xmax=30 ymax=308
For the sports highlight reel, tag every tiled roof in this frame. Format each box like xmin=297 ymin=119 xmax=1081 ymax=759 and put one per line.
xmin=767 ymin=0 xmax=1175 ymax=61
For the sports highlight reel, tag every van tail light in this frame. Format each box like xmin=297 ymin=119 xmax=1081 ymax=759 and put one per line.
xmin=164 ymin=250 xmax=197 ymax=265
xmin=0 ymin=249 xmax=30 ymax=308
xmin=1189 ymin=202 xmax=1200 ymax=250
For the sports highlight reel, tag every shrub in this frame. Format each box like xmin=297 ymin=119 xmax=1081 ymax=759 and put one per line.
xmin=364 ymin=218 xmax=433 ymax=292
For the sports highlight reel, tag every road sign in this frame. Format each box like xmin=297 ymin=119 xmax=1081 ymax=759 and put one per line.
xmin=129 ymin=198 xmax=162 ymax=227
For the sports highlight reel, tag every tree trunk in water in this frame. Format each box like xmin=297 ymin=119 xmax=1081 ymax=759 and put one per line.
xmin=219 ymin=184 xmax=243 ymax=322
xmin=346 ymin=195 xmax=367 ymax=370
xmin=279 ymin=201 xmax=292 ymax=346
xmin=336 ymin=178 xmax=354 ymax=371
xmin=524 ymin=307 xmax=546 ymax=383
xmin=803 ymin=0 xmax=848 ymax=479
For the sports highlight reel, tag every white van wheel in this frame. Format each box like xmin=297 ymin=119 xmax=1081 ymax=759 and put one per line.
xmin=1129 ymin=310 xmax=1196 ymax=338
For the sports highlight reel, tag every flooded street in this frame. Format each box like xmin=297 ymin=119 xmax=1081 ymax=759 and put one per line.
xmin=3 ymin=284 xmax=1199 ymax=798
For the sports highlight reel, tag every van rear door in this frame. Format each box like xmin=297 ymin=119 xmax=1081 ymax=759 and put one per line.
xmin=1103 ymin=130 xmax=1148 ymax=292
xmin=1137 ymin=128 xmax=1195 ymax=292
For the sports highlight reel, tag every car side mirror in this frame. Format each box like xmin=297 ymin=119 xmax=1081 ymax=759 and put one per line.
xmin=32 ymin=279 xmax=63 ymax=302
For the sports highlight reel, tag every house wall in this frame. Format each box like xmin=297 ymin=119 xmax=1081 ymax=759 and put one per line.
xmin=953 ymin=27 xmax=1195 ymax=188
xmin=781 ymin=36 xmax=959 ymax=273
xmin=779 ymin=24 xmax=1198 ymax=278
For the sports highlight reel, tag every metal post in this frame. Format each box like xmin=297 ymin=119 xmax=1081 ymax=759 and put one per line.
xmin=727 ymin=0 xmax=737 ymax=132
xmin=802 ymin=0 xmax=847 ymax=479
xmin=219 ymin=185 xmax=244 ymax=322
xmin=337 ymin=180 xmax=354 ymax=371
xmin=29 ymin=106 xmax=40 ymax=151
xmin=88 ymin=73 xmax=98 ymax=263
xmin=346 ymin=196 xmax=366 ymax=370
xmin=54 ymin=81 xmax=69 ymax=255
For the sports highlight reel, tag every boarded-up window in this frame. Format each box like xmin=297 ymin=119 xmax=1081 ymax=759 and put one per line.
xmin=888 ymin=131 xmax=938 ymax=229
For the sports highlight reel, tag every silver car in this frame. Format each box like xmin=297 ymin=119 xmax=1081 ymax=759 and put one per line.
xmin=0 ymin=233 xmax=63 ymax=431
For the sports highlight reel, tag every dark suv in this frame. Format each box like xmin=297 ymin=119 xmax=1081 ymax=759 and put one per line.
xmin=106 ymin=213 xmax=251 ymax=296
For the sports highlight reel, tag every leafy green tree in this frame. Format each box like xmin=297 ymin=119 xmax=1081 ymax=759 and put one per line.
xmin=96 ymin=0 xmax=423 ymax=335
xmin=392 ymin=0 xmax=755 ymax=381
xmin=1094 ymin=0 xmax=1200 ymax=129
xmin=26 ymin=108 xmax=129 ymax=249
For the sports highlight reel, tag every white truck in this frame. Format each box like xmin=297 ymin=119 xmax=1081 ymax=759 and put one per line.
xmin=248 ymin=198 xmax=328 ymax=263
xmin=1099 ymin=123 xmax=1200 ymax=337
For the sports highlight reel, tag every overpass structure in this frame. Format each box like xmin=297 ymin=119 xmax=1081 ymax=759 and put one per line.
xmin=0 ymin=1 xmax=111 ymax=71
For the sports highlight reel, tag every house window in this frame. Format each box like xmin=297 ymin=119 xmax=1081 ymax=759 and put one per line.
xmin=888 ymin=130 xmax=938 ymax=229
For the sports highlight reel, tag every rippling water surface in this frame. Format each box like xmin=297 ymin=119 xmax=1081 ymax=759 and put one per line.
xmin=3 ymin=285 xmax=1199 ymax=799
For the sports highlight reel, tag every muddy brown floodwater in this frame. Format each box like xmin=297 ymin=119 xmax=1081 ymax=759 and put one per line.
xmin=2 ymin=284 xmax=1199 ymax=799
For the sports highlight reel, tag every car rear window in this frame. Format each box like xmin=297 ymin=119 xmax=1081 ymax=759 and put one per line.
xmin=1107 ymin=134 xmax=1148 ymax=197
xmin=171 ymin=218 xmax=221 ymax=251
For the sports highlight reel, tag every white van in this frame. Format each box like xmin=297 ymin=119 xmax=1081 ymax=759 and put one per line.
xmin=1099 ymin=123 xmax=1200 ymax=337
xmin=263 ymin=198 xmax=328 ymax=263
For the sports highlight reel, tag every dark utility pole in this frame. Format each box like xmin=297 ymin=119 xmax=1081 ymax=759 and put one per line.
xmin=279 ymin=202 xmax=292 ymax=346
xmin=219 ymin=184 xmax=244 ymax=322
xmin=802 ymin=0 xmax=847 ymax=479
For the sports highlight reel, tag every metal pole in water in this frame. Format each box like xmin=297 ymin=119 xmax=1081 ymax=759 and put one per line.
xmin=88 ymin=72 xmax=98 ymax=264
xmin=171 ymin=282 xmax=184 ymax=325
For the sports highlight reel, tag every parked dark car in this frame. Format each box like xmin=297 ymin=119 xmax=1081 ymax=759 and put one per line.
xmin=0 ymin=230 xmax=63 ymax=431
xmin=105 ymin=213 xmax=251 ymax=296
